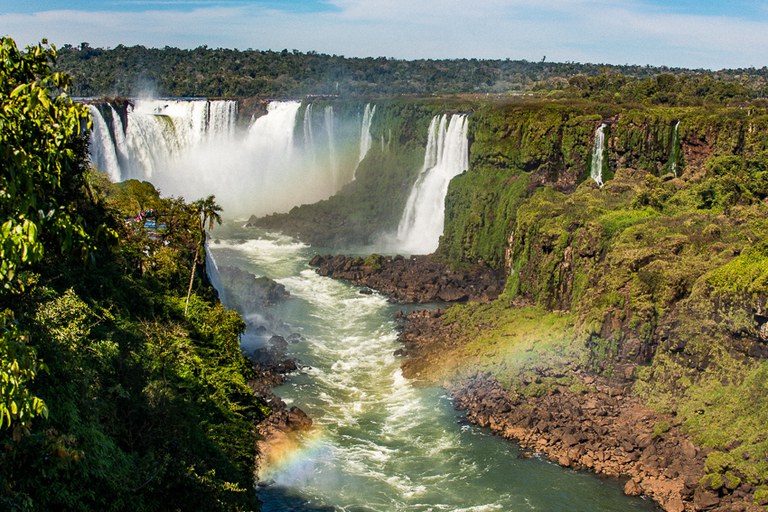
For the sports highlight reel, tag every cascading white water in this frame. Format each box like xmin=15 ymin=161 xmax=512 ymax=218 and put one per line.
xmin=86 ymin=99 xmax=368 ymax=218
xmin=323 ymin=106 xmax=339 ymax=189
xmin=302 ymin=103 xmax=317 ymax=168
xmin=670 ymin=120 xmax=681 ymax=177
xmin=245 ymin=101 xmax=300 ymax=166
xmin=108 ymin=105 xmax=130 ymax=173
xmin=353 ymin=103 xmax=376 ymax=179
xmin=88 ymin=99 xmax=240 ymax=180
xmin=591 ymin=123 xmax=607 ymax=188
xmin=88 ymin=105 xmax=122 ymax=182
xmin=395 ymin=114 xmax=469 ymax=255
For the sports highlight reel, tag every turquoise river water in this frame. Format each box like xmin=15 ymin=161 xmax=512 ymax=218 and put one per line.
xmin=207 ymin=223 xmax=659 ymax=512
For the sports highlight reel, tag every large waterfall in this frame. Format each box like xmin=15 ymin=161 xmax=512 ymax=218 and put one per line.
xmin=87 ymin=99 xmax=376 ymax=217
xmin=395 ymin=114 xmax=469 ymax=255
xmin=590 ymin=123 xmax=607 ymax=188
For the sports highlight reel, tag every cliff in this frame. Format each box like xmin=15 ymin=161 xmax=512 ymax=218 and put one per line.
xmin=416 ymin=102 xmax=768 ymax=511
xmin=266 ymin=96 xmax=768 ymax=511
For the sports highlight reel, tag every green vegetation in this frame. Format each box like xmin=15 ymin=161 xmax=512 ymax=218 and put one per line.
xmin=437 ymin=127 xmax=768 ymax=502
xmin=55 ymin=43 xmax=768 ymax=102
xmin=438 ymin=303 xmax=579 ymax=394
xmin=1 ymin=38 xmax=265 ymax=511
xmin=437 ymin=102 xmax=768 ymax=273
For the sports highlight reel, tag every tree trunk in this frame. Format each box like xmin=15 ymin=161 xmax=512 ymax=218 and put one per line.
xmin=184 ymin=243 xmax=200 ymax=317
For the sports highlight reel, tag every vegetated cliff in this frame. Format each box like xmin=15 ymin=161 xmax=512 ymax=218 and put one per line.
xmin=252 ymin=96 xmax=768 ymax=509
xmin=405 ymin=101 xmax=768 ymax=511
xmin=265 ymin=97 xmax=768 ymax=511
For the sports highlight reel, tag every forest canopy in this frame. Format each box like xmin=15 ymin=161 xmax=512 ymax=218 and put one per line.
xmin=56 ymin=43 xmax=768 ymax=105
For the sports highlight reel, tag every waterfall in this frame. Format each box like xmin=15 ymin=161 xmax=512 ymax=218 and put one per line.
xmin=353 ymin=103 xmax=376 ymax=179
xmin=86 ymin=98 xmax=363 ymax=218
xmin=89 ymin=99 xmax=240 ymax=180
xmin=88 ymin=105 xmax=122 ymax=182
xmin=108 ymin=105 xmax=130 ymax=173
xmin=669 ymin=120 xmax=681 ymax=177
xmin=302 ymin=103 xmax=317 ymax=168
xmin=245 ymin=101 xmax=300 ymax=164
xmin=324 ymin=106 xmax=339 ymax=189
xmin=204 ymin=245 xmax=227 ymax=306
xmin=591 ymin=123 xmax=607 ymax=188
xmin=395 ymin=114 xmax=469 ymax=255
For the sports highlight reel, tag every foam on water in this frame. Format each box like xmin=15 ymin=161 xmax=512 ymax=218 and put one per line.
xmin=208 ymin=225 xmax=660 ymax=512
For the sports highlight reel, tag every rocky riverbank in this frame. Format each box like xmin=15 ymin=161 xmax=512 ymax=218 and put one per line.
xmin=311 ymin=254 xmax=762 ymax=512
xmin=309 ymin=253 xmax=504 ymax=303
xmin=250 ymin=335 xmax=313 ymax=476
xmin=394 ymin=309 xmax=763 ymax=512
xmin=214 ymin=265 xmax=314 ymax=475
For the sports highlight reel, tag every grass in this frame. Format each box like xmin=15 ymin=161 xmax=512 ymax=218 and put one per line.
xmin=441 ymin=303 xmax=581 ymax=392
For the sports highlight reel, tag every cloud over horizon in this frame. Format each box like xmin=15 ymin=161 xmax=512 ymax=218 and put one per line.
xmin=1 ymin=0 xmax=766 ymax=70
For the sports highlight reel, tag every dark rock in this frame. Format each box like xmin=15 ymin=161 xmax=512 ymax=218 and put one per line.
xmin=308 ymin=253 xmax=503 ymax=304
xmin=287 ymin=406 xmax=313 ymax=431
xmin=693 ymin=487 xmax=721 ymax=511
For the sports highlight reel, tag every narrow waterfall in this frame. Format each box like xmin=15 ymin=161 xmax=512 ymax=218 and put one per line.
xmin=86 ymin=99 xmax=363 ymax=218
xmin=395 ymin=114 xmax=469 ymax=255
xmin=302 ymin=103 xmax=317 ymax=168
xmin=353 ymin=103 xmax=376 ymax=179
xmin=591 ymin=123 xmax=607 ymax=188
xmin=204 ymin=245 xmax=226 ymax=306
xmin=669 ymin=120 xmax=681 ymax=177
xmin=108 ymin=105 xmax=130 ymax=174
xmin=324 ymin=106 xmax=339 ymax=189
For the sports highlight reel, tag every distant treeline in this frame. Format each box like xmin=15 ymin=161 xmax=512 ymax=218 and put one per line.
xmin=56 ymin=43 xmax=768 ymax=104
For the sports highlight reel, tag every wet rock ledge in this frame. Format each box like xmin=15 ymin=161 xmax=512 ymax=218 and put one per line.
xmin=250 ymin=334 xmax=313 ymax=475
xmin=309 ymin=254 xmax=504 ymax=303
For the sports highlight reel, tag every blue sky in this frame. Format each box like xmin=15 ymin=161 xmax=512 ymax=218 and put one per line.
xmin=2 ymin=0 xmax=767 ymax=69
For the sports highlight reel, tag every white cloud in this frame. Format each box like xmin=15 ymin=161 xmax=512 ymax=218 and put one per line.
xmin=2 ymin=1 xmax=768 ymax=69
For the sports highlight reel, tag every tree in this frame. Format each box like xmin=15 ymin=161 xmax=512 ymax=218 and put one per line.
xmin=0 ymin=37 xmax=102 ymax=435
xmin=185 ymin=195 xmax=222 ymax=316
xmin=0 ymin=38 xmax=102 ymax=291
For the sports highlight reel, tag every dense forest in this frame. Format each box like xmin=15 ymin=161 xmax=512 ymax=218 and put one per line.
xmin=57 ymin=43 xmax=768 ymax=104
xmin=1 ymin=38 xmax=266 ymax=511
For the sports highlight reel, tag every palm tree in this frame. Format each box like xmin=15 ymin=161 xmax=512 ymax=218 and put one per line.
xmin=185 ymin=195 xmax=222 ymax=316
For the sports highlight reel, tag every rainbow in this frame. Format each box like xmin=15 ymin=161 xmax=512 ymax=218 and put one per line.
xmin=258 ymin=429 xmax=331 ymax=486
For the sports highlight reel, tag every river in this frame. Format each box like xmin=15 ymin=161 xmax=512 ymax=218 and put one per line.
xmin=207 ymin=222 xmax=659 ymax=512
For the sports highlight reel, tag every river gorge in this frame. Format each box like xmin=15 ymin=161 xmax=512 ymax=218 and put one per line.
xmin=87 ymin=96 xmax=768 ymax=512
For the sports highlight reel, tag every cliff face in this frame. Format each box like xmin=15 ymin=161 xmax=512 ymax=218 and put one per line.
xmin=430 ymin=101 xmax=768 ymax=511
xmin=439 ymin=102 xmax=768 ymax=270
xmin=257 ymin=97 xmax=768 ymax=510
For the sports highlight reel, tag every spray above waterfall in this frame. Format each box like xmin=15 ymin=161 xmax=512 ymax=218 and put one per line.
xmin=87 ymin=99 xmax=376 ymax=218
xmin=395 ymin=114 xmax=469 ymax=255
xmin=591 ymin=123 xmax=607 ymax=188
